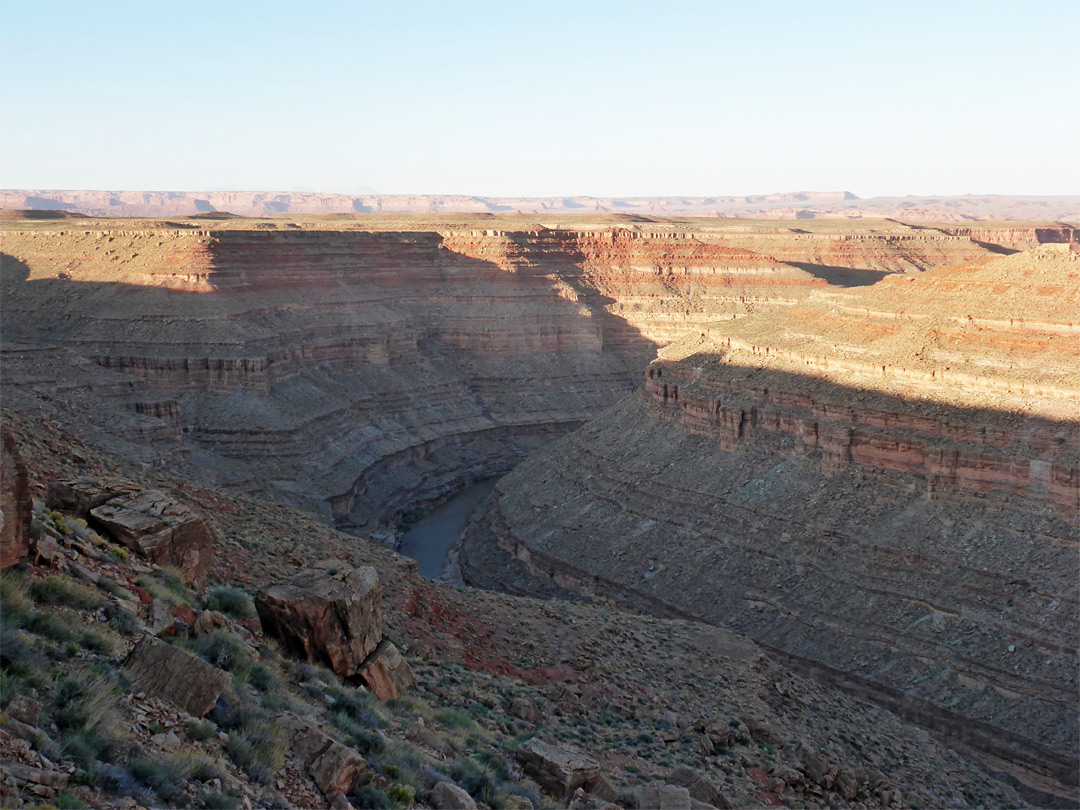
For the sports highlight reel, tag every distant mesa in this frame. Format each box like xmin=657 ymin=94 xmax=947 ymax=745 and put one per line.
xmin=3 ymin=189 xmax=1077 ymax=221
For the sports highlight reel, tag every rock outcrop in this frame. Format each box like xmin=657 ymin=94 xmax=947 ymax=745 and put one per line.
xmin=90 ymin=489 xmax=215 ymax=584
xmin=515 ymin=739 xmax=602 ymax=803
xmin=0 ymin=424 xmax=31 ymax=569
xmin=123 ymin=636 xmax=231 ymax=717
xmin=255 ymin=560 xmax=383 ymax=678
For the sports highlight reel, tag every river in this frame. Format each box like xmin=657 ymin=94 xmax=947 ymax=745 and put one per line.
xmin=398 ymin=478 xmax=499 ymax=579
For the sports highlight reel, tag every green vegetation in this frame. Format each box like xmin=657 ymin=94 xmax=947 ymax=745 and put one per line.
xmin=204 ymin=585 xmax=257 ymax=620
xmin=29 ymin=575 xmax=103 ymax=610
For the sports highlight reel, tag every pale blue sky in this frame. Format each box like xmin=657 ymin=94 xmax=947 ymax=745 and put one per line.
xmin=1 ymin=0 xmax=1076 ymax=197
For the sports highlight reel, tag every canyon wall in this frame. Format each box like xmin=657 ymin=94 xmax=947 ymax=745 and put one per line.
xmin=2 ymin=217 xmax=1012 ymax=523
xmin=460 ymin=247 xmax=1080 ymax=800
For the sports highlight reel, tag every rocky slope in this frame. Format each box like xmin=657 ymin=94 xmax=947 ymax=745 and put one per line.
xmin=4 ymin=189 xmax=1079 ymax=222
xmin=460 ymin=247 xmax=1080 ymax=803
xmin=0 ymin=412 xmax=1028 ymax=810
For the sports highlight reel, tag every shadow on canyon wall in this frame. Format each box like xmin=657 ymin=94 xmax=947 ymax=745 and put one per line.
xmin=0 ymin=231 xmax=653 ymax=525
xmin=461 ymin=348 xmax=1078 ymax=803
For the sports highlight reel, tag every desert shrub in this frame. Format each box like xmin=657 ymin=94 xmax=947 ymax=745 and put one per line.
xmin=197 ymin=788 xmax=242 ymax=809
xmin=224 ymin=722 xmax=286 ymax=784
xmin=332 ymin=687 xmax=383 ymax=728
xmin=27 ymin=610 xmax=80 ymax=644
xmin=106 ymin=603 xmax=141 ymax=635
xmin=53 ymin=672 xmax=129 ymax=764
xmin=152 ymin=566 xmax=191 ymax=599
xmin=467 ymin=700 xmax=490 ymax=719
xmin=96 ymin=576 xmax=124 ymax=597
xmin=450 ymin=757 xmax=497 ymax=801
xmin=435 ymin=709 xmax=476 ymax=731
xmin=0 ymin=571 xmax=32 ymax=628
xmin=91 ymin=763 xmax=154 ymax=803
xmin=350 ymin=785 xmax=392 ymax=810
xmin=476 ymin=750 xmax=510 ymax=780
xmin=185 ymin=751 xmax=228 ymax=783
xmin=130 ymin=753 xmax=193 ymax=804
xmin=329 ymin=710 xmax=386 ymax=756
xmin=248 ymin=663 xmax=279 ymax=692
xmin=52 ymin=792 xmax=91 ymax=810
xmin=204 ymin=586 xmax=256 ymax=620
xmin=81 ymin=626 xmax=113 ymax=653
xmin=29 ymin=576 xmax=102 ymax=610
xmin=193 ymin=629 xmax=253 ymax=679
xmin=187 ymin=718 xmax=218 ymax=742
xmin=386 ymin=782 xmax=416 ymax=807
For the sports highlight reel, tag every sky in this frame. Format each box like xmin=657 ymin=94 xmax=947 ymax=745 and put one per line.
xmin=1 ymin=0 xmax=1077 ymax=198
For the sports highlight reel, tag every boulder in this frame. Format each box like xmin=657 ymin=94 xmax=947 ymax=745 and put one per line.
xmin=430 ymin=781 xmax=478 ymax=809
xmin=192 ymin=610 xmax=232 ymax=638
xmin=740 ymin=714 xmax=782 ymax=745
xmin=358 ymin=640 xmax=414 ymax=701
xmin=0 ymin=425 xmax=31 ymax=569
xmin=255 ymin=560 xmax=382 ymax=678
xmin=46 ymin=477 xmax=137 ymax=517
xmin=668 ymin=767 xmax=730 ymax=809
xmin=31 ymin=534 xmax=64 ymax=568
xmin=634 ymin=784 xmax=691 ymax=809
xmin=797 ymin=741 xmax=837 ymax=789
xmin=310 ymin=740 xmax=366 ymax=795
xmin=284 ymin=713 xmax=367 ymax=798
xmin=5 ymin=695 xmax=43 ymax=727
xmin=508 ymin=696 xmax=543 ymax=723
xmin=90 ymin=489 xmax=215 ymax=584
xmin=123 ymin=636 xmax=230 ymax=717
xmin=515 ymin=738 xmax=600 ymax=803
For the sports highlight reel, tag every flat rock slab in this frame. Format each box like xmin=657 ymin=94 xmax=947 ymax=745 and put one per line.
xmin=91 ymin=489 xmax=214 ymax=584
xmin=516 ymin=738 xmax=600 ymax=802
xmin=123 ymin=636 xmax=230 ymax=717
xmin=46 ymin=476 xmax=139 ymax=517
xmin=634 ymin=785 xmax=692 ymax=810
xmin=255 ymin=560 xmax=382 ymax=678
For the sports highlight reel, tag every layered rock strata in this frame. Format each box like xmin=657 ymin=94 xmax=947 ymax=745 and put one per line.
xmin=461 ymin=247 xmax=1080 ymax=801
xmin=1 ymin=217 xmax=1002 ymax=524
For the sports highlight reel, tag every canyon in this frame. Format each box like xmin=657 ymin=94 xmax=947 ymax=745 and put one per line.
xmin=1 ymin=213 xmax=1077 ymax=807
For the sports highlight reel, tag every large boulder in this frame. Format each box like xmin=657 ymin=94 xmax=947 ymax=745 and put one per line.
xmin=90 ymin=489 xmax=215 ymax=584
xmin=0 ymin=424 xmax=31 ymax=569
xmin=515 ymin=739 xmax=601 ymax=803
xmin=123 ymin=636 xmax=230 ymax=717
xmin=358 ymin=640 xmax=414 ymax=701
xmin=255 ymin=560 xmax=382 ymax=678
